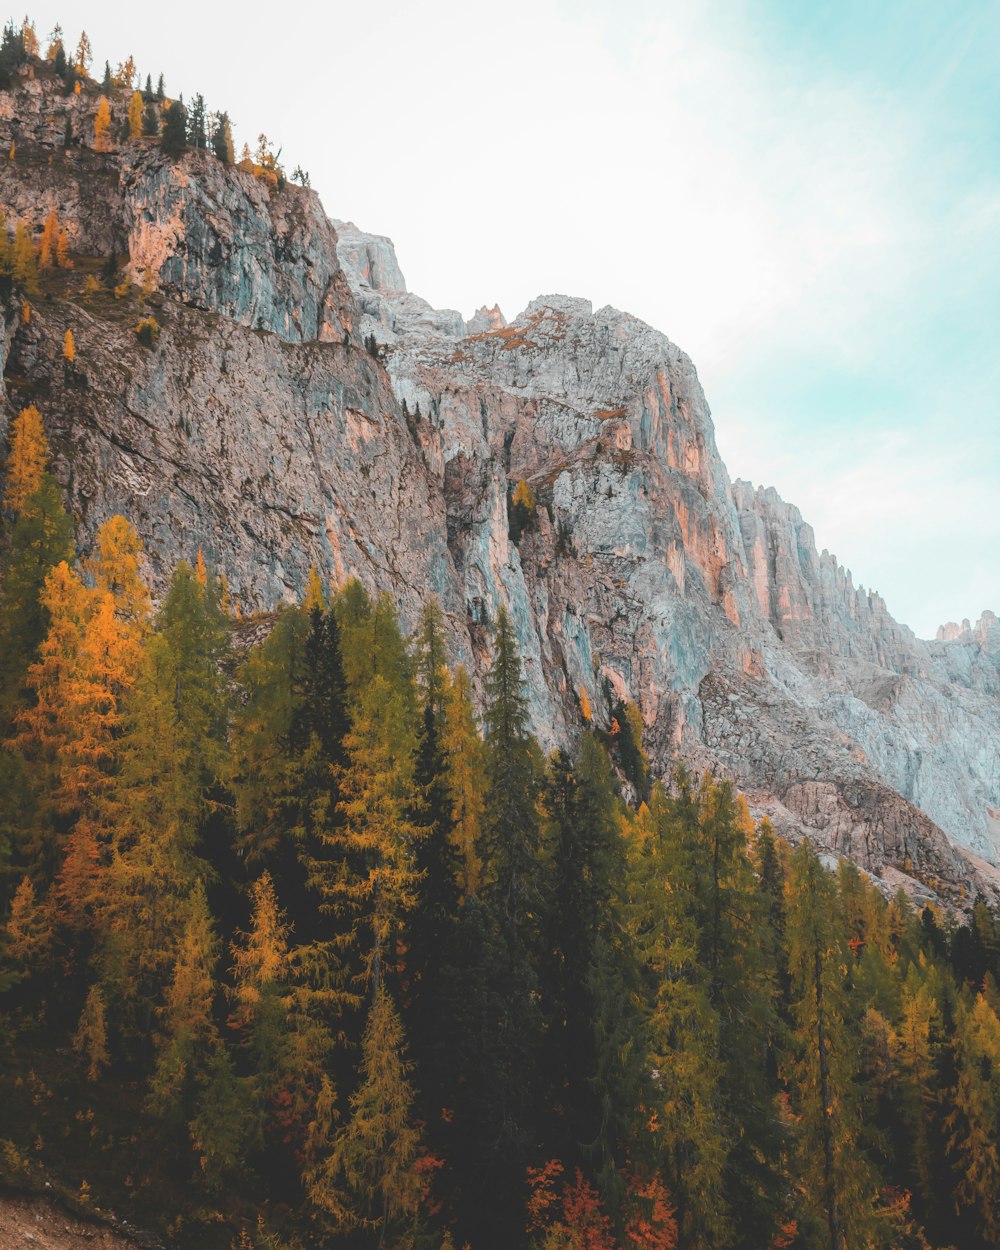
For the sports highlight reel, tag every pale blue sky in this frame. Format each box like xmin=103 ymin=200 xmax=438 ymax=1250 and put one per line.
xmin=23 ymin=1 xmax=999 ymax=637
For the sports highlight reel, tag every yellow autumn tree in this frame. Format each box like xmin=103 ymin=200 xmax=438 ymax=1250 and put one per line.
xmin=56 ymin=226 xmax=71 ymax=268
xmin=579 ymin=684 xmax=592 ymax=721
xmin=115 ymin=56 xmax=136 ymax=90
xmin=74 ymin=31 xmax=92 ymax=75
xmin=6 ymin=875 xmax=53 ymax=966
xmin=93 ymin=97 xmax=111 ymax=152
xmin=73 ymin=984 xmax=110 ymax=1080
xmin=3 ymin=404 xmax=49 ymax=512
xmin=149 ymin=882 xmax=222 ymax=1118
xmin=38 ymin=208 xmax=59 ymax=269
xmin=302 ymin=563 xmax=327 ymax=611
xmin=127 ymin=90 xmax=143 ymax=139
xmin=63 ymin=328 xmax=75 ymax=364
xmin=229 ymin=871 xmax=290 ymax=1027
xmin=21 ymin=17 xmax=38 ymax=57
xmin=11 ymin=222 xmax=38 ymax=293
xmin=45 ymin=22 xmax=63 ymax=61
xmin=84 ymin=514 xmax=152 ymax=628
xmin=947 ymin=993 xmax=1000 ymax=1243
xmin=305 ymin=986 xmax=422 ymax=1240
xmin=512 ymin=478 xmax=535 ymax=511
xmin=9 ymin=561 xmax=94 ymax=875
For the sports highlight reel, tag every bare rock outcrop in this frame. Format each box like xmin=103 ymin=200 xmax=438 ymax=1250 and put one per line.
xmin=1 ymin=69 xmax=997 ymax=901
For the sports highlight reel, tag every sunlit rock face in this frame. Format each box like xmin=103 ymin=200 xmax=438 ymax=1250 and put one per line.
xmin=1 ymin=71 xmax=997 ymax=901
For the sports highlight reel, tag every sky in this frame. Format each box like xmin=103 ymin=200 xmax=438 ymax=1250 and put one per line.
xmin=28 ymin=1 xmax=999 ymax=637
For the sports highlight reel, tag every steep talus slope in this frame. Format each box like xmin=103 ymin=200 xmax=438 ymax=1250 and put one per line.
xmin=1 ymin=72 xmax=997 ymax=901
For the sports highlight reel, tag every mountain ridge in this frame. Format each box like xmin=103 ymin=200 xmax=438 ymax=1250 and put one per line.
xmin=1 ymin=64 xmax=998 ymax=901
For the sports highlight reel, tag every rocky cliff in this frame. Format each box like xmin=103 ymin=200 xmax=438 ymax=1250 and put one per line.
xmin=1 ymin=68 xmax=998 ymax=903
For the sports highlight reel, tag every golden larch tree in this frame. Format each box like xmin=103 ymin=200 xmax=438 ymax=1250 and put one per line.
xmin=38 ymin=208 xmax=59 ymax=269
xmin=94 ymin=97 xmax=111 ymax=152
xmin=74 ymin=31 xmax=92 ymax=75
xmin=11 ymin=222 xmax=38 ymax=293
xmin=229 ymin=871 xmax=290 ymax=1027
xmin=3 ymin=404 xmax=50 ymax=513
xmin=127 ymin=90 xmax=143 ymax=139
xmin=63 ymin=328 xmax=75 ymax=364
xmin=21 ymin=17 xmax=38 ymax=57
xmin=73 ymin=984 xmax=110 ymax=1080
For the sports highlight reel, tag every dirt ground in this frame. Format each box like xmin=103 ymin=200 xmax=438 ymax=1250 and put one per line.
xmin=0 ymin=1192 xmax=147 ymax=1250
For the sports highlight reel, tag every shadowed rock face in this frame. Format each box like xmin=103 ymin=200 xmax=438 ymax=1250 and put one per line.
xmin=1 ymin=71 xmax=997 ymax=902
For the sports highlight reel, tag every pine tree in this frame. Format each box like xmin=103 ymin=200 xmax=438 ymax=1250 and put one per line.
xmin=188 ymin=94 xmax=207 ymax=150
xmin=211 ymin=110 xmax=234 ymax=164
xmin=407 ymin=600 xmax=461 ymax=990
xmin=101 ymin=62 xmax=111 ymax=93
xmin=451 ymin=604 xmax=544 ymax=1248
xmin=481 ymin=604 xmax=542 ymax=937
xmin=442 ymin=663 xmax=485 ymax=897
xmin=0 ymin=444 xmax=74 ymax=720
xmin=786 ymin=838 xmax=887 ymax=1250
xmin=161 ymin=101 xmax=188 ymax=158
xmin=540 ymin=736 xmax=644 ymax=1200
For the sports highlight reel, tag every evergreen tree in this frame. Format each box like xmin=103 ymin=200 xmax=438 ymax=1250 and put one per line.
xmin=0 ymin=449 xmax=74 ymax=721
xmin=442 ymin=663 xmax=485 ymax=897
xmin=211 ymin=110 xmax=234 ymax=164
xmin=187 ymin=93 xmax=207 ymax=150
xmin=786 ymin=839 xmax=889 ymax=1250
xmin=540 ymin=736 xmax=644 ymax=1203
xmin=161 ymin=101 xmax=187 ymax=158
xmin=453 ymin=605 xmax=544 ymax=1249
xmin=481 ymin=605 xmax=542 ymax=937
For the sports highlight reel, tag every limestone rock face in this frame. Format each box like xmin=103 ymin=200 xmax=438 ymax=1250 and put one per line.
xmin=1 ymin=71 xmax=997 ymax=902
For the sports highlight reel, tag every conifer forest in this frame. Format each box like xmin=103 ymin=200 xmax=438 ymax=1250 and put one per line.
xmin=0 ymin=15 xmax=999 ymax=1250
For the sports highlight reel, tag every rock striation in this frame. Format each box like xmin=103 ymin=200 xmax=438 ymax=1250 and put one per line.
xmin=1 ymin=69 xmax=998 ymax=902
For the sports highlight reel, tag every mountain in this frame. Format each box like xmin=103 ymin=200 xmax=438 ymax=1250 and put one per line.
xmin=2 ymin=66 xmax=998 ymax=903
